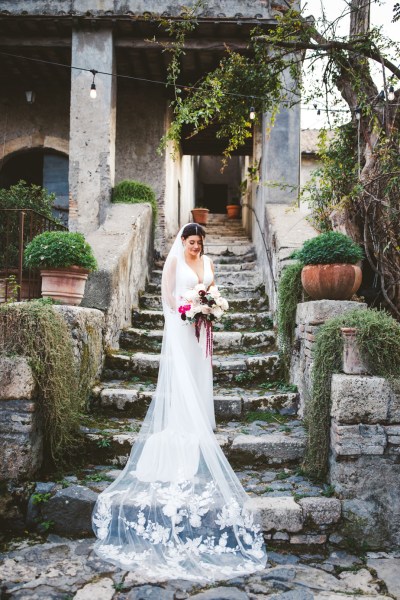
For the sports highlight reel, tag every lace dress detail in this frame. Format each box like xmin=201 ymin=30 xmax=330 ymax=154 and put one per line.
xmin=92 ymin=227 xmax=267 ymax=582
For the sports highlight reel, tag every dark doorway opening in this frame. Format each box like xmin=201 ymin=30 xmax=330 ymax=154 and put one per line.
xmin=0 ymin=149 xmax=69 ymax=226
xmin=202 ymin=184 xmax=228 ymax=213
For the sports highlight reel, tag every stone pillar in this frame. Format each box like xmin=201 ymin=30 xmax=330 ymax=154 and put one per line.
xmin=69 ymin=27 xmax=116 ymax=234
xmin=0 ymin=357 xmax=43 ymax=481
xmin=330 ymin=374 xmax=400 ymax=548
xmin=291 ymin=300 xmax=367 ymax=416
xmin=261 ymin=102 xmax=300 ymax=205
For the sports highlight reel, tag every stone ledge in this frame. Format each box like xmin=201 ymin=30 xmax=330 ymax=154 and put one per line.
xmin=331 ymin=374 xmax=391 ymax=424
xmin=296 ymin=300 xmax=367 ymax=326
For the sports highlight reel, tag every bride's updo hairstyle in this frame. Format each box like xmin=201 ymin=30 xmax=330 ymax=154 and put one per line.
xmin=181 ymin=223 xmax=206 ymax=256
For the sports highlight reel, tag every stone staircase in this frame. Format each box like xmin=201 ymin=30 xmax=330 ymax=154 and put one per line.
xmin=31 ymin=215 xmax=342 ymax=546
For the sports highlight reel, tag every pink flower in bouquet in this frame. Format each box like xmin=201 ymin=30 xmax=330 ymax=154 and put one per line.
xmin=178 ymin=304 xmax=191 ymax=314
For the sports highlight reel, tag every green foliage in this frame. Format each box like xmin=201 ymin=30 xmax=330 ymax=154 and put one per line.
xmin=259 ymin=381 xmax=298 ymax=393
xmin=112 ymin=180 xmax=157 ymax=223
xmin=245 ymin=411 xmax=289 ymax=424
xmin=293 ymin=232 xmax=363 ymax=266
xmin=302 ymin=127 xmax=359 ymax=232
xmin=0 ymin=180 xmax=56 ymax=217
xmin=24 ymin=231 xmax=97 ymax=271
xmin=277 ymin=262 xmax=304 ymax=374
xmin=304 ymin=308 xmax=400 ymax=480
xmin=0 ymin=300 xmax=84 ymax=465
xmin=31 ymin=492 xmax=52 ymax=504
xmin=234 ymin=371 xmax=255 ymax=383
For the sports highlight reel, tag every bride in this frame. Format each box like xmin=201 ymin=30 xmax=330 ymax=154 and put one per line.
xmin=92 ymin=223 xmax=267 ymax=581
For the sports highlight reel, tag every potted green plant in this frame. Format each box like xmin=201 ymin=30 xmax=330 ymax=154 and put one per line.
xmin=293 ymin=231 xmax=363 ymax=300
xmin=24 ymin=231 xmax=97 ymax=305
xmin=226 ymin=197 xmax=241 ymax=219
xmin=191 ymin=206 xmax=209 ymax=225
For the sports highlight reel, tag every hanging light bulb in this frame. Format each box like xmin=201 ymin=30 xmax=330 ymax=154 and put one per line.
xmin=317 ymin=108 xmax=321 ymax=116
xmin=378 ymin=89 xmax=385 ymax=101
xmin=249 ymin=106 xmax=256 ymax=120
xmin=388 ymin=85 xmax=395 ymax=101
xmin=90 ymin=69 xmax=98 ymax=99
xmin=355 ymin=106 xmax=361 ymax=120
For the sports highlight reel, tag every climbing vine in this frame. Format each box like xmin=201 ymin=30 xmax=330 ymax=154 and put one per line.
xmin=304 ymin=308 xmax=400 ymax=480
xmin=277 ymin=262 xmax=303 ymax=376
xmin=0 ymin=301 xmax=84 ymax=466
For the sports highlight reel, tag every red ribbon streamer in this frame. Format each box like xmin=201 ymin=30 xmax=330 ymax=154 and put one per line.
xmin=194 ymin=316 xmax=213 ymax=359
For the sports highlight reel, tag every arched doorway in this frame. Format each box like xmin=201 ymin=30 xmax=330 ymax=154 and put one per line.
xmin=0 ymin=149 xmax=69 ymax=226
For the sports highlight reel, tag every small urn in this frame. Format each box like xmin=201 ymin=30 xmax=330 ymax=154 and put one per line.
xmin=341 ymin=327 xmax=368 ymax=375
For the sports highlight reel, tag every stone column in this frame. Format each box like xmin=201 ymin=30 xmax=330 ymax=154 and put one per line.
xmin=69 ymin=27 xmax=116 ymax=234
xmin=261 ymin=102 xmax=300 ymax=205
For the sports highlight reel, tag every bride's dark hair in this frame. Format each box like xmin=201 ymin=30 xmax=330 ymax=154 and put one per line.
xmin=181 ymin=223 xmax=206 ymax=255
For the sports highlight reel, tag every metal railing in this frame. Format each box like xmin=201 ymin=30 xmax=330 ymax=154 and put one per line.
xmin=0 ymin=209 xmax=67 ymax=303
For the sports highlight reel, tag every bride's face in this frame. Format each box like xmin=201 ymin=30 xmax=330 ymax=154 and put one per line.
xmin=182 ymin=235 xmax=203 ymax=258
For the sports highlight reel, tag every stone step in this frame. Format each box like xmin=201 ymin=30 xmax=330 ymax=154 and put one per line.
xmin=104 ymin=350 xmax=282 ymax=384
xmin=31 ymin=463 xmax=341 ymax=542
xmin=154 ymin=250 xmax=257 ymax=269
xmin=145 ymin=281 xmax=264 ymax=300
xmin=149 ymin=269 xmax=261 ymax=286
xmin=120 ymin=327 xmax=276 ymax=353
xmin=131 ymin=309 xmax=273 ymax=331
xmin=206 ymin=244 xmax=254 ymax=257
xmin=92 ymin=380 xmax=298 ymax=419
xmin=80 ymin=414 xmax=305 ymax=468
xmin=138 ymin=293 xmax=269 ymax=312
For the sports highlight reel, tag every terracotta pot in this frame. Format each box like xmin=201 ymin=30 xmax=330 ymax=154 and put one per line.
xmin=301 ymin=263 xmax=362 ymax=300
xmin=191 ymin=208 xmax=209 ymax=225
xmin=40 ymin=266 xmax=90 ymax=305
xmin=226 ymin=205 xmax=241 ymax=219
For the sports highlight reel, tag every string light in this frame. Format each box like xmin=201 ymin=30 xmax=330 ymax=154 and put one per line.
xmin=355 ymin=106 xmax=361 ymax=120
xmin=0 ymin=51 xmax=397 ymax=114
xmin=90 ymin=69 xmax=97 ymax=99
xmin=249 ymin=106 xmax=256 ymax=120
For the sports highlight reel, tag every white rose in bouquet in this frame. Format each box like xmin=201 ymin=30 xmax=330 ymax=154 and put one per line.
xmin=221 ymin=298 xmax=229 ymax=311
xmin=216 ymin=297 xmax=224 ymax=307
xmin=208 ymin=285 xmax=221 ymax=299
xmin=194 ymin=283 xmax=206 ymax=293
xmin=212 ymin=306 xmax=223 ymax=319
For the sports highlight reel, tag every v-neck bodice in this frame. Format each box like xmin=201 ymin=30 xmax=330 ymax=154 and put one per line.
xmin=176 ymin=255 xmax=213 ymax=299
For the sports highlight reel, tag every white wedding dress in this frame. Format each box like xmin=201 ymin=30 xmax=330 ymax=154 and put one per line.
xmin=92 ymin=224 xmax=267 ymax=582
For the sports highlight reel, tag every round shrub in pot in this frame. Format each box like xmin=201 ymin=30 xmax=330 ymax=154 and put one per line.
xmin=24 ymin=231 xmax=97 ymax=305
xmin=294 ymin=231 xmax=363 ymax=300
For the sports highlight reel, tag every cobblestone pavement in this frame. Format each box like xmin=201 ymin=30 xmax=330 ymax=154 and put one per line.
xmin=1 ymin=536 xmax=399 ymax=599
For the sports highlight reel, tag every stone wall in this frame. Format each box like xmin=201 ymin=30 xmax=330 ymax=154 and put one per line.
xmin=0 ymin=306 xmax=105 ymax=484
xmin=330 ymin=374 xmax=400 ymax=549
xmin=83 ymin=203 xmax=153 ymax=346
xmin=0 ymin=83 xmax=70 ymax=164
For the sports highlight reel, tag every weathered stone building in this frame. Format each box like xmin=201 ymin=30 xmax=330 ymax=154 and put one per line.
xmin=0 ymin=0 xmax=301 ymax=256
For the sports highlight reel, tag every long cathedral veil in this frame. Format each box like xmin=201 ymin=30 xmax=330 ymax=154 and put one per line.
xmin=92 ymin=224 xmax=267 ymax=581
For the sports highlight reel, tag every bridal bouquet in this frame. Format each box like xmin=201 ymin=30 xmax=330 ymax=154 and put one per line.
xmin=178 ymin=285 xmax=229 ymax=357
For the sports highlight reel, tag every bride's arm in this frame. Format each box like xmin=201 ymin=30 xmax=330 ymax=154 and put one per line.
xmin=209 ymin=258 xmax=216 ymax=287
xmin=162 ymin=256 xmax=177 ymax=311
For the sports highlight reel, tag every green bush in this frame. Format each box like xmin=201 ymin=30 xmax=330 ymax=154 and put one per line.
xmin=24 ymin=231 xmax=97 ymax=271
xmin=304 ymin=308 xmax=400 ymax=480
xmin=0 ymin=180 xmax=56 ymax=217
xmin=112 ymin=180 xmax=157 ymax=222
xmin=293 ymin=231 xmax=363 ymax=265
